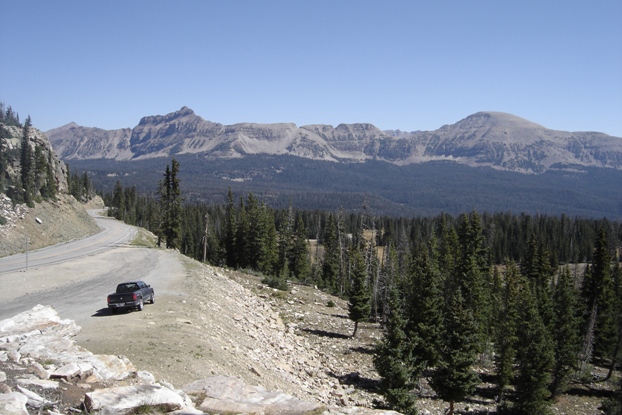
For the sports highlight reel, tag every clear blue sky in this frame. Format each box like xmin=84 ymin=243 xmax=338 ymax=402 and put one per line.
xmin=1 ymin=1 xmax=621 ymax=136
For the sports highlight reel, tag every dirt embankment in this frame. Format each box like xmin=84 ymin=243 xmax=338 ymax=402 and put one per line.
xmin=0 ymin=194 xmax=102 ymax=258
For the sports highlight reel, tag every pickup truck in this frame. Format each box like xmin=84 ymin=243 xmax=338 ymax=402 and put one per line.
xmin=107 ymin=281 xmax=154 ymax=313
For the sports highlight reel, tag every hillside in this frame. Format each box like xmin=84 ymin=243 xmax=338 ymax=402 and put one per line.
xmin=1 ymin=232 xmax=615 ymax=415
xmin=0 ymin=193 xmax=102 ymax=258
xmin=47 ymin=107 xmax=622 ymax=174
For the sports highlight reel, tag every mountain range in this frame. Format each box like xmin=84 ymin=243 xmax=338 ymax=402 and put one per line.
xmin=46 ymin=108 xmax=622 ymax=219
xmin=47 ymin=107 xmax=622 ymax=175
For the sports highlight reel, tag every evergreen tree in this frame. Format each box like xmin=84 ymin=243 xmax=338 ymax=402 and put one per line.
xmin=290 ymin=215 xmax=310 ymax=281
xmin=582 ymin=228 xmax=616 ymax=360
xmin=158 ymin=159 xmax=182 ymax=249
xmin=260 ymin=208 xmax=278 ymax=276
xmin=245 ymin=193 xmax=266 ymax=270
xmin=513 ymin=280 xmax=555 ymax=415
xmin=167 ymin=158 xmax=182 ymax=249
xmin=550 ymin=266 xmax=582 ymax=397
xmin=348 ymin=248 xmax=371 ymax=338
xmin=322 ymin=213 xmax=340 ymax=292
xmin=430 ymin=287 xmax=480 ymax=415
xmin=522 ymin=236 xmax=555 ymax=332
xmin=235 ymin=198 xmax=249 ymax=269
xmin=19 ymin=116 xmax=34 ymax=206
xmin=374 ymin=283 xmax=420 ymax=415
xmin=407 ymin=248 xmax=444 ymax=368
xmin=494 ymin=262 xmax=521 ymax=401
xmin=278 ymin=201 xmax=295 ymax=277
xmin=455 ymin=212 xmax=490 ymax=351
xmin=111 ymin=180 xmax=125 ymax=220
xmin=224 ymin=188 xmax=237 ymax=268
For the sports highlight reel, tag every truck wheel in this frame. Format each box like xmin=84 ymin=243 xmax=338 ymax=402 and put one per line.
xmin=137 ymin=301 xmax=144 ymax=311
xmin=150 ymin=294 xmax=155 ymax=304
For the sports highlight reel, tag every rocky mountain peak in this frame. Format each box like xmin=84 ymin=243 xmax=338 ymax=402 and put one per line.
xmin=444 ymin=111 xmax=546 ymax=132
xmin=137 ymin=106 xmax=198 ymax=126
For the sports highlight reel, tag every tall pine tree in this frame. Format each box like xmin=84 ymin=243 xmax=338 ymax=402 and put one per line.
xmin=430 ymin=287 xmax=480 ymax=415
xmin=374 ymin=283 xmax=421 ymax=415
xmin=512 ymin=280 xmax=555 ymax=415
xmin=348 ymin=248 xmax=371 ymax=338
xmin=550 ymin=266 xmax=582 ymax=397
xmin=19 ymin=116 xmax=34 ymax=206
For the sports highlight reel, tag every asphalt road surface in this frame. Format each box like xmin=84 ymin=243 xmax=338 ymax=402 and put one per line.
xmin=0 ymin=212 xmax=184 ymax=326
xmin=0 ymin=210 xmax=137 ymax=274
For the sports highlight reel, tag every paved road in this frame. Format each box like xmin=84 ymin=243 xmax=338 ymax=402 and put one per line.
xmin=0 ymin=211 xmax=137 ymax=274
xmin=0 ymin=212 xmax=155 ymax=322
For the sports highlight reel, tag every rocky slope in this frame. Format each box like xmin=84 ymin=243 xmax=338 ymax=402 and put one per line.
xmin=47 ymin=107 xmax=622 ymax=174
xmin=0 ymin=193 xmax=101 ymax=258
xmin=0 ymin=305 xmax=402 ymax=415
xmin=1 ymin=123 xmax=69 ymax=193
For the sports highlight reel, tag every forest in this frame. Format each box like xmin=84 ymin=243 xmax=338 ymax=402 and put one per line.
xmin=103 ymin=158 xmax=622 ymax=415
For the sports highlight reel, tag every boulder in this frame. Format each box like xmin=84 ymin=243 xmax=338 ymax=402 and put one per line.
xmin=183 ymin=376 xmax=324 ymax=415
xmin=84 ymin=384 xmax=185 ymax=415
xmin=0 ymin=392 xmax=29 ymax=415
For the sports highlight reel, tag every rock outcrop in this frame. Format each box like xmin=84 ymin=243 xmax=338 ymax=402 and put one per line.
xmin=0 ymin=305 xmax=400 ymax=415
xmin=47 ymin=107 xmax=622 ymax=174
xmin=1 ymin=122 xmax=68 ymax=193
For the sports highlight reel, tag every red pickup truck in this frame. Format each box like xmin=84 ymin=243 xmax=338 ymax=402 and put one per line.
xmin=107 ymin=281 xmax=154 ymax=313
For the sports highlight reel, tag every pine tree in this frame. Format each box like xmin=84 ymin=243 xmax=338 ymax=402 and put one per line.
xmin=374 ymin=283 xmax=420 ymax=415
xmin=455 ymin=212 xmax=490 ymax=351
xmin=522 ymin=236 xmax=555 ymax=332
xmin=348 ymin=248 xmax=371 ymax=338
xmin=167 ymin=158 xmax=182 ymax=249
xmin=19 ymin=116 xmax=34 ymax=206
xmin=513 ymin=280 xmax=555 ymax=415
xmin=494 ymin=262 xmax=521 ymax=401
xmin=224 ymin=188 xmax=237 ymax=268
xmin=408 ymin=248 xmax=444 ymax=368
xmin=322 ymin=213 xmax=340 ymax=292
xmin=245 ymin=193 xmax=265 ymax=271
xmin=290 ymin=215 xmax=310 ymax=281
xmin=111 ymin=180 xmax=125 ymax=220
xmin=159 ymin=159 xmax=182 ymax=249
xmin=260 ymin=209 xmax=278 ymax=276
xmin=235 ymin=198 xmax=249 ymax=269
xmin=550 ymin=266 xmax=581 ymax=397
xmin=582 ymin=228 xmax=616 ymax=360
xmin=430 ymin=287 xmax=480 ymax=415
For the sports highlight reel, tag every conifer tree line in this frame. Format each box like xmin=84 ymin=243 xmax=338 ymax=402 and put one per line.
xmin=1 ymin=107 xmax=61 ymax=207
xmin=104 ymin=161 xmax=622 ymax=415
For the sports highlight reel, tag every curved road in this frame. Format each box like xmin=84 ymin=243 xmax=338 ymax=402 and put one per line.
xmin=0 ymin=212 xmax=166 ymax=322
xmin=0 ymin=211 xmax=137 ymax=274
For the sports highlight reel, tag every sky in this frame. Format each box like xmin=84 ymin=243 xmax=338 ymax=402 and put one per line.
xmin=1 ymin=1 xmax=621 ymax=136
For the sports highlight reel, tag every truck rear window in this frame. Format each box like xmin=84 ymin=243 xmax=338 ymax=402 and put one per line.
xmin=117 ymin=283 xmax=139 ymax=293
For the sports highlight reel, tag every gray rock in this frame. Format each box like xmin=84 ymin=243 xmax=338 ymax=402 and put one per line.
xmin=183 ymin=376 xmax=323 ymax=415
xmin=84 ymin=384 xmax=185 ymax=415
xmin=0 ymin=392 xmax=28 ymax=415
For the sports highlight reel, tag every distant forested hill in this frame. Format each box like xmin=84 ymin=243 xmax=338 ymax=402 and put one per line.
xmin=66 ymin=155 xmax=622 ymax=219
